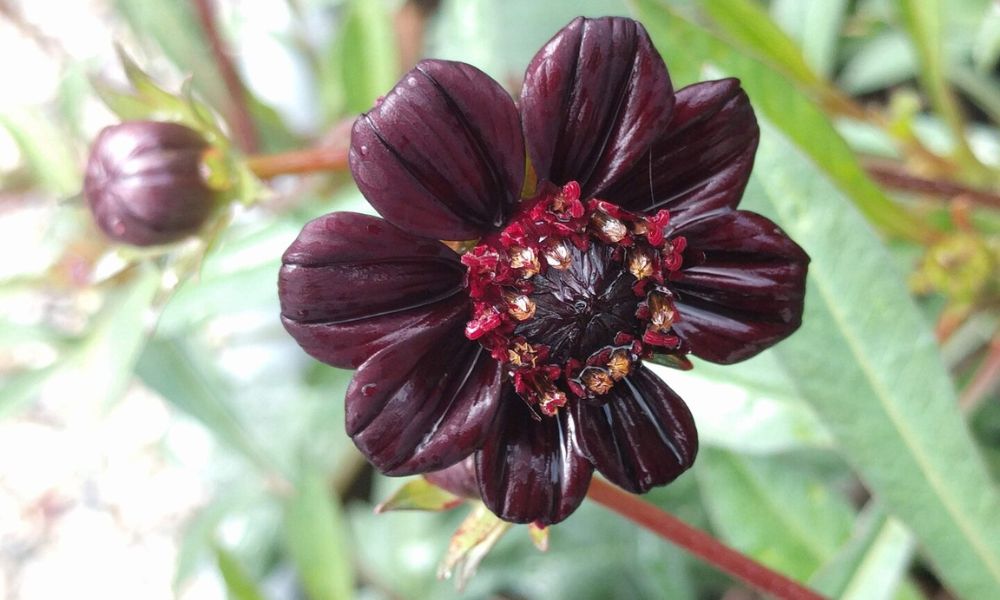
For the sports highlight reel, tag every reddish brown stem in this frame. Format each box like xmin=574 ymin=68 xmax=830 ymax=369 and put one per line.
xmin=587 ymin=478 xmax=827 ymax=600
xmin=864 ymin=163 xmax=1000 ymax=210
xmin=192 ymin=0 xmax=259 ymax=153
xmin=959 ymin=333 xmax=1000 ymax=414
xmin=245 ymin=146 xmax=349 ymax=179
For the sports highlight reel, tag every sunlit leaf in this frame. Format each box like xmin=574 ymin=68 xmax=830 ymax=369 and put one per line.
xmin=136 ymin=338 xmax=281 ymax=478
xmin=769 ymin=0 xmax=847 ymax=78
xmin=696 ymin=448 xmax=854 ymax=581
xmin=0 ymin=109 xmax=80 ymax=196
xmin=323 ymin=0 xmax=398 ymax=117
xmin=648 ymin=356 xmax=835 ymax=455
xmin=810 ymin=503 xmax=919 ymax=600
xmin=375 ymin=478 xmax=463 ymax=513
xmin=744 ymin=115 xmax=1000 ymax=598
xmin=283 ymin=470 xmax=354 ymax=600
xmin=214 ymin=544 xmax=267 ymax=600
xmin=838 ymin=31 xmax=917 ymax=95
xmin=700 ymin=0 xmax=824 ymax=89
xmin=632 ymin=0 xmax=934 ymax=242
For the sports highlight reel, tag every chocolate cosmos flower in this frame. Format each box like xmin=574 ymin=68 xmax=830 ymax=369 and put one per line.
xmin=279 ymin=16 xmax=808 ymax=525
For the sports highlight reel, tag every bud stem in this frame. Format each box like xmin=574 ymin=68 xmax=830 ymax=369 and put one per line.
xmin=586 ymin=477 xmax=826 ymax=600
xmin=246 ymin=146 xmax=350 ymax=179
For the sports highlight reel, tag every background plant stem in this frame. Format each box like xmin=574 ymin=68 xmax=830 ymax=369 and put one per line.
xmin=587 ymin=477 xmax=826 ymax=600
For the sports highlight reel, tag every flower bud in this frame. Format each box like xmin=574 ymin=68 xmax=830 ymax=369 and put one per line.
xmin=84 ymin=121 xmax=217 ymax=246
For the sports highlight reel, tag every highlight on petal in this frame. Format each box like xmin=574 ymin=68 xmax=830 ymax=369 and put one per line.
xmin=476 ymin=395 xmax=593 ymax=525
xmin=520 ymin=16 xmax=674 ymax=199
xmin=350 ymin=59 xmax=525 ymax=241
xmin=346 ymin=313 xmax=503 ymax=476
xmin=604 ymin=79 xmax=759 ymax=225
xmin=572 ymin=365 xmax=697 ymax=493
xmin=278 ymin=212 xmax=466 ymax=368
xmin=670 ymin=210 xmax=809 ymax=364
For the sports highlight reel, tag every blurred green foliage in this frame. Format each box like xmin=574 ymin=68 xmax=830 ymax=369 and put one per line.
xmin=2 ymin=0 xmax=1000 ymax=599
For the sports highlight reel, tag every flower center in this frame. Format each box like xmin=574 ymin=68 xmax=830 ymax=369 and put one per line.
xmin=462 ymin=182 xmax=687 ymax=416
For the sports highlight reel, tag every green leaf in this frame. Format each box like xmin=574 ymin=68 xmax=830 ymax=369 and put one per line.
xmin=838 ymin=31 xmax=918 ymax=95
xmin=950 ymin=64 xmax=1000 ymax=127
xmin=810 ymin=503 xmax=918 ymax=600
xmin=648 ymin=356 xmax=834 ymax=454
xmin=973 ymin=3 xmax=1000 ymax=72
xmin=743 ymin=115 xmax=1000 ymax=598
xmin=700 ymin=0 xmax=824 ymax=89
xmin=113 ymin=0 xmax=227 ymax=109
xmin=136 ymin=338 xmax=280 ymax=478
xmin=0 ymin=364 xmax=58 ymax=419
xmin=323 ymin=0 xmax=399 ymax=117
xmin=283 ymin=470 xmax=353 ymax=600
xmin=375 ymin=478 xmax=463 ymax=513
xmin=0 ymin=109 xmax=80 ymax=196
xmin=695 ymin=448 xmax=854 ymax=581
xmin=769 ymin=0 xmax=848 ymax=78
xmin=631 ymin=0 xmax=934 ymax=242
xmin=51 ymin=267 xmax=160 ymax=410
xmin=898 ymin=0 xmax=982 ymax=169
xmin=214 ymin=544 xmax=267 ymax=600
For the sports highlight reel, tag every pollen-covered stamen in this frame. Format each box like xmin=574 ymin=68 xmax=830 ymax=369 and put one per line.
xmin=514 ymin=366 xmax=567 ymax=417
xmin=628 ymin=247 xmax=655 ymax=280
xmin=509 ymin=245 xmax=540 ymax=277
xmin=581 ymin=367 xmax=615 ymax=395
xmin=508 ymin=339 xmax=542 ymax=367
xmin=607 ymin=348 xmax=632 ymax=381
xmin=591 ymin=210 xmax=628 ymax=243
xmin=462 ymin=180 xmax=689 ymax=414
xmin=647 ymin=290 xmax=676 ymax=332
xmin=505 ymin=292 xmax=537 ymax=321
xmin=544 ymin=240 xmax=573 ymax=270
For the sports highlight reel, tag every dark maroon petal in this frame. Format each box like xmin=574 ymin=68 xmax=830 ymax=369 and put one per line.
xmin=670 ymin=210 xmax=809 ymax=364
xmin=475 ymin=395 xmax=593 ymax=525
xmin=425 ymin=456 xmax=480 ymax=499
xmin=346 ymin=315 xmax=502 ymax=476
xmin=572 ymin=365 xmax=697 ymax=493
xmin=520 ymin=16 xmax=674 ymax=199
xmin=350 ymin=59 xmax=524 ymax=240
xmin=278 ymin=212 xmax=465 ymax=368
xmin=603 ymin=79 xmax=758 ymax=227
xmin=281 ymin=296 xmax=467 ymax=370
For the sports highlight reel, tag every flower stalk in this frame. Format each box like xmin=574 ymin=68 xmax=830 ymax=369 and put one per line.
xmin=586 ymin=477 xmax=826 ymax=600
xmin=245 ymin=146 xmax=349 ymax=179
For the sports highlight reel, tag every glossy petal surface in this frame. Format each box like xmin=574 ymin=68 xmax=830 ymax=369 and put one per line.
xmin=520 ymin=16 xmax=674 ymax=199
xmin=346 ymin=313 xmax=502 ymax=476
xmin=278 ymin=212 xmax=465 ymax=368
xmin=85 ymin=121 xmax=214 ymax=246
xmin=350 ymin=60 xmax=524 ymax=240
xmin=604 ymin=79 xmax=758 ymax=227
xmin=425 ymin=456 xmax=480 ymax=499
xmin=572 ymin=366 xmax=697 ymax=493
xmin=670 ymin=210 xmax=809 ymax=363
xmin=476 ymin=395 xmax=593 ymax=525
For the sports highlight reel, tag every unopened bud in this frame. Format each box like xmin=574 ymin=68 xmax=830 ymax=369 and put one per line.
xmin=84 ymin=121 xmax=217 ymax=246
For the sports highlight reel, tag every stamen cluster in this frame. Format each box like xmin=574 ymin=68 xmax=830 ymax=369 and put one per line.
xmin=461 ymin=182 xmax=688 ymax=416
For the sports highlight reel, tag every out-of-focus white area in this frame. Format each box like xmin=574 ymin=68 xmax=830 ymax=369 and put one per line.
xmin=0 ymin=2 xmax=319 ymax=598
